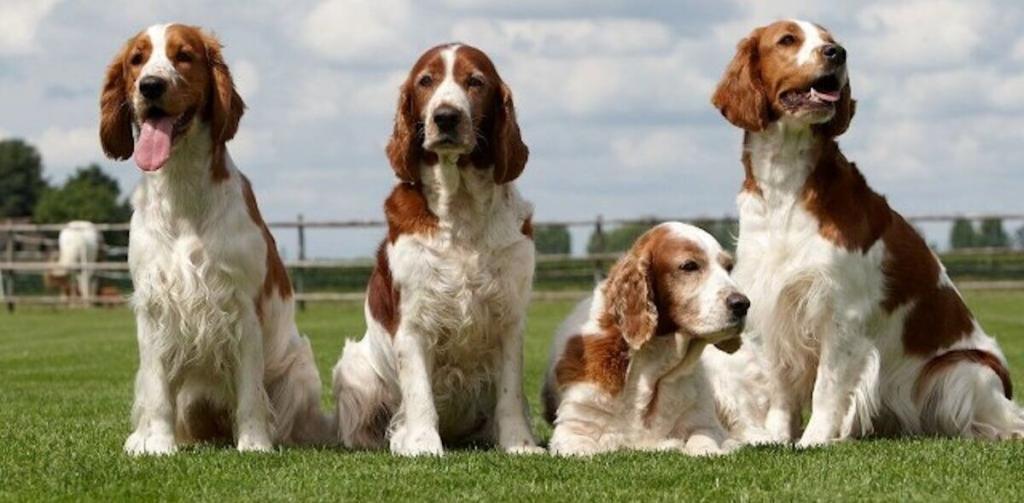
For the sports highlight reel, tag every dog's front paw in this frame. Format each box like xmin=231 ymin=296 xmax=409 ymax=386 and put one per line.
xmin=505 ymin=444 xmax=545 ymax=455
xmin=685 ymin=436 xmax=725 ymax=457
xmin=795 ymin=433 xmax=835 ymax=450
xmin=237 ymin=433 xmax=274 ymax=453
xmin=124 ymin=430 xmax=177 ymax=456
xmin=391 ymin=428 xmax=444 ymax=457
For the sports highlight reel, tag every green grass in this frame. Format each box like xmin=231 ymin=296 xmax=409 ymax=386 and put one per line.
xmin=3 ymin=291 xmax=1024 ymax=501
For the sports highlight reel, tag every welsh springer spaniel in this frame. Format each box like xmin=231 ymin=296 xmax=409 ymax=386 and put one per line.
xmin=331 ymin=43 xmax=538 ymax=456
xmin=101 ymin=24 xmax=331 ymax=455
xmin=712 ymin=20 xmax=1024 ymax=446
xmin=542 ymin=222 xmax=751 ymax=456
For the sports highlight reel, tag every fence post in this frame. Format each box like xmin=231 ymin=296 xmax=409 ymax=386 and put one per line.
xmin=593 ymin=214 xmax=605 ymax=283
xmin=4 ymin=228 xmax=14 ymax=312
xmin=296 ymin=213 xmax=306 ymax=312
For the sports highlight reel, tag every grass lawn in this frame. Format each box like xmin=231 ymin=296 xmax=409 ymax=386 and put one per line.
xmin=2 ymin=291 xmax=1024 ymax=501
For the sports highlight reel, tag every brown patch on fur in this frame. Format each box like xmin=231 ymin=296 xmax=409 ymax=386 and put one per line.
xmin=802 ymin=141 xmax=892 ymax=252
xmin=740 ymin=150 xmax=762 ymax=195
xmin=176 ymin=399 xmax=233 ymax=444
xmin=555 ymin=333 xmax=631 ymax=396
xmin=367 ymin=242 xmax=401 ymax=336
xmin=99 ymin=30 xmax=147 ymax=160
xmin=384 ymin=183 xmax=439 ymax=243
xmin=521 ymin=216 xmax=533 ymax=239
xmin=880 ymin=213 xmax=974 ymax=355
xmin=915 ymin=349 xmax=1012 ymax=401
xmin=241 ymin=175 xmax=293 ymax=315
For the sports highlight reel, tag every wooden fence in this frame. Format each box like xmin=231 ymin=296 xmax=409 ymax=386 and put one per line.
xmin=3 ymin=213 xmax=1024 ymax=309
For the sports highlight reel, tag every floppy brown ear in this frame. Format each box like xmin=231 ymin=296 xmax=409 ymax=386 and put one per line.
xmin=603 ymin=244 xmax=657 ymax=350
xmin=491 ymin=83 xmax=529 ymax=184
xmin=711 ymin=30 xmax=771 ymax=132
xmin=814 ymin=82 xmax=856 ymax=138
xmin=385 ymin=79 xmax=422 ymax=183
xmin=203 ymin=31 xmax=245 ymax=145
xmin=99 ymin=41 xmax=135 ymax=160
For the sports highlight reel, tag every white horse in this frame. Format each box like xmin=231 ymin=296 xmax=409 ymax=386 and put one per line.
xmin=46 ymin=221 xmax=103 ymax=303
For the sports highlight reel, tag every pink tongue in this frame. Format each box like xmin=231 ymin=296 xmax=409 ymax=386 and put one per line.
xmin=812 ymin=88 xmax=841 ymax=103
xmin=134 ymin=117 xmax=174 ymax=171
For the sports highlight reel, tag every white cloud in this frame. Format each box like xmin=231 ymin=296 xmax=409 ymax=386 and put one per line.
xmin=34 ymin=126 xmax=106 ymax=177
xmin=451 ymin=18 xmax=674 ymax=57
xmin=287 ymin=68 xmax=404 ymax=122
xmin=301 ymin=0 xmax=414 ymax=63
xmin=854 ymin=0 xmax=994 ymax=68
xmin=610 ymin=128 xmax=701 ymax=173
xmin=232 ymin=59 xmax=260 ymax=102
xmin=0 ymin=0 xmax=60 ymax=54
xmin=1014 ymin=37 xmax=1024 ymax=61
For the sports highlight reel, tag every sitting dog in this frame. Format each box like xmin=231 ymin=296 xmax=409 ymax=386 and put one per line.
xmin=331 ymin=43 xmax=538 ymax=456
xmin=101 ymin=24 xmax=331 ymax=455
xmin=712 ymin=20 xmax=1024 ymax=445
xmin=542 ymin=222 xmax=750 ymax=456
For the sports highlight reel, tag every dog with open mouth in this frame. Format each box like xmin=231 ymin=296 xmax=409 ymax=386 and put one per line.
xmin=711 ymin=20 xmax=1024 ymax=446
xmin=100 ymin=23 xmax=333 ymax=455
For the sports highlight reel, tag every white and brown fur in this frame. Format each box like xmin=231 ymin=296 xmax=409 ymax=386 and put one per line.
xmin=712 ymin=20 xmax=1023 ymax=446
xmin=542 ymin=223 xmax=751 ymax=456
xmin=100 ymin=23 xmax=332 ymax=455
xmin=331 ymin=43 xmax=539 ymax=456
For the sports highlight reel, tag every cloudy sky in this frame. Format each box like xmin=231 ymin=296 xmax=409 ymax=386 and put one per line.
xmin=2 ymin=0 xmax=1023 ymax=257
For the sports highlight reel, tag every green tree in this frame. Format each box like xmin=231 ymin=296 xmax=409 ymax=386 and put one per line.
xmin=1016 ymin=225 xmax=1024 ymax=250
xmin=977 ymin=218 xmax=1009 ymax=248
xmin=34 ymin=164 xmax=131 ymax=224
xmin=0 ymin=138 xmax=48 ymax=218
xmin=587 ymin=222 xmax=654 ymax=254
xmin=534 ymin=224 xmax=571 ymax=255
xmin=950 ymin=218 xmax=978 ymax=249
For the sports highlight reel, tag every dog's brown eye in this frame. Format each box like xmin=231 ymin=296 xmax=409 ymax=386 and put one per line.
xmin=129 ymin=53 xmax=144 ymax=66
xmin=467 ymin=76 xmax=484 ymax=88
xmin=680 ymin=260 xmax=701 ymax=272
xmin=778 ymin=34 xmax=796 ymax=46
xmin=175 ymin=51 xmax=193 ymax=63
xmin=418 ymin=75 xmax=433 ymax=87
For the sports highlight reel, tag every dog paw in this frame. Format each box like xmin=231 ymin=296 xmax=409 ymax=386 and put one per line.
xmin=124 ymin=431 xmax=177 ymax=456
xmin=685 ymin=437 xmax=725 ymax=457
xmin=505 ymin=444 xmax=545 ymax=455
xmin=391 ymin=428 xmax=444 ymax=457
xmin=237 ymin=434 xmax=274 ymax=453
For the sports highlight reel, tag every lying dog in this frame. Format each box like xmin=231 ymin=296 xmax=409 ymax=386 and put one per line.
xmin=542 ymin=222 xmax=750 ymax=456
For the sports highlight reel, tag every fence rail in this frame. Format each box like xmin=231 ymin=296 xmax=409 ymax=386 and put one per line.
xmin=4 ymin=213 xmax=1024 ymax=309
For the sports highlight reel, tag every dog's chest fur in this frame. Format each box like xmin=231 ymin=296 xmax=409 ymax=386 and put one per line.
xmin=390 ymin=163 xmax=534 ymax=421
xmin=129 ymin=160 xmax=266 ymax=376
xmin=733 ymin=130 xmax=889 ymax=372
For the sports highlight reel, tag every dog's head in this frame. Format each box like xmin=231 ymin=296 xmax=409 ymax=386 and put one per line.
xmin=100 ymin=23 xmax=244 ymax=174
xmin=602 ymin=222 xmax=749 ymax=353
xmin=387 ymin=43 xmax=528 ymax=184
xmin=712 ymin=20 xmax=854 ymax=137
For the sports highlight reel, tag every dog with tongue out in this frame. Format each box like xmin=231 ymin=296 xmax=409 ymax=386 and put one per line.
xmin=99 ymin=24 xmax=334 ymax=456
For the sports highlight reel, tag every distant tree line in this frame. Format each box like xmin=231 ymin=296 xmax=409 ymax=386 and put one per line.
xmin=0 ymin=138 xmax=130 ymax=225
xmin=950 ymin=217 xmax=1014 ymax=249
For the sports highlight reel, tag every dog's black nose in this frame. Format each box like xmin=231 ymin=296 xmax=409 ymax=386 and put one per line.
xmin=726 ymin=293 xmax=751 ymax=318
xmin=139 ymin=76 xmax=167 ymax=100
xmin=433 ymin=107 xmax=461 ymax=132
xmin=822 ymin=44 xmax=846 ymax=65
